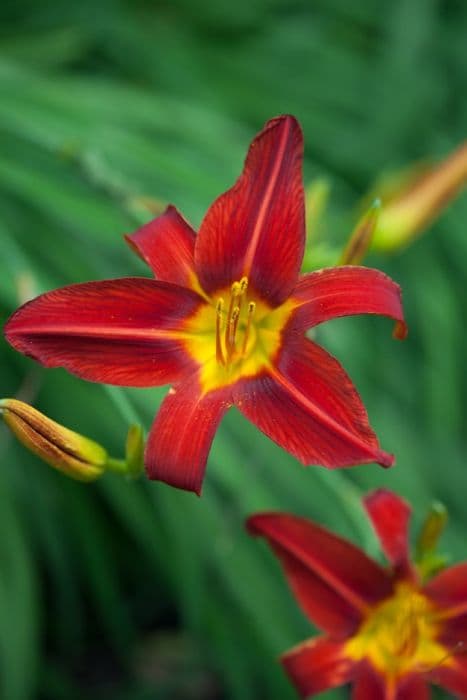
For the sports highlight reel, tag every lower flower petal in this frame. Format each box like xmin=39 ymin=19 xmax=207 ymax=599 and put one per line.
xmin=125 ymin=205 xmax=199 ymax=288
xmin=145 ymin=376 xmax=232 ymax=495
xmin=364 ymin=490 xmax=412 ymax=573
xmin=353 ymin=668 xmax=429 ymax=699
xmin=395 ymin=675 xmax=430 ymax=699
xmin=425 ymin=563 xmax=467 ymax=619
xmin=5 ymin=279 xmax=202 ymax=386
xmin=429 ymin=660 xmax=467 ymax=697
xmin=292 ymin=266 xmax=407 ymax=339
xmin=235 ymin=337 xmax=393 ymax=469
xmin=247 ymin=513 xmax=392 ymax=636
xmin=282 ymin=637 xmax=355 ymax=698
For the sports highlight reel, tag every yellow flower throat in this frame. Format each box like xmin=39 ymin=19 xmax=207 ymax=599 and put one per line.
xmin=184 ymin=276 xmax=296 ymax=393
xmin=345 ymin=582 xmax=448 ymax=680
xmin=215 ymin=277 xmax=255 ymax=366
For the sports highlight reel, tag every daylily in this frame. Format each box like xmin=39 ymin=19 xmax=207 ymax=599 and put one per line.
xmin=5 ymin=116 xmax=406 ymax=495
xmin=248 ymin=490 xmax=467 ymax=698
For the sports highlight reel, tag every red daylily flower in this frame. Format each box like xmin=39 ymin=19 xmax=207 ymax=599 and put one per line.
xmin=5 ymin=116 xmax=406 ymax=495
xmin=248 ymin=490 xmax=467 ymax=699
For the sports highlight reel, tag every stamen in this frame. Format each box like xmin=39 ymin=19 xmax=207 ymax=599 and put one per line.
xmin=227 ymin=306 xmax=240 ymax=359
xmin=225 ymin=282 xmax=241 ymax=348
xmin=215 ymin=276 xmax=254 ymax=367
xmin=216 ymin=299 xmax=225 ymax=365
xmin=242 ymin=302 xmax=256 ymax=355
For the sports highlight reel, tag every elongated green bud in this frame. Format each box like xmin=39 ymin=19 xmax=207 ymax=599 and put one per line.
xmin=372 ymin=142 xmax=467 ymax=252
xmin=125 ymin=424 xmax=145 ymax=478
xmin=415 ymin=502 xmax=449 ymax=581
xmin=340 ymin=199 xmax=380 ymax=265
xmin=0 ymin=398 xmax=107 ymax=482
xmin=416 ymin=502 xmax=448 ymax=557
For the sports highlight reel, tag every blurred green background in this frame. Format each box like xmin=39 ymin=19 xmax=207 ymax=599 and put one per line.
xmin=0 ymin=1 xmax=466 ymax=698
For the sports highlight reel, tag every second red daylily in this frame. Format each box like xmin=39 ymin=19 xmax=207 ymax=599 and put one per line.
xmin=248 ymin=490 xmax=467 ymax=699
xmin=5 ymin=116 xmax=406 ymax=494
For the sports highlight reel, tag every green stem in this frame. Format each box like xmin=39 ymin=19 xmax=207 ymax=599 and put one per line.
xmin=104 ymin=457 xmax=129 ymax=475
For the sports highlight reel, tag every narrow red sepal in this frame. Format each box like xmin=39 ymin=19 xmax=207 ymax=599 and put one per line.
xmin=145 ymin=376 xmax=232 ymax=495
xmin=125 ymin=205 xmax=197 ymax=287
xmin=364 ymin=489 xmax=412 ymax=572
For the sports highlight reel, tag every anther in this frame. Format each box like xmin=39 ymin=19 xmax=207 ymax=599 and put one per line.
xmin=226 ymin=306 xmax=240 ymax=359
xmin=239 ymin=276 xmax=248 ymax=293
xmin=216 ymin=298 xmax=225 ymax=365
xmin=242 ymin=302 xmax=256 ymax=355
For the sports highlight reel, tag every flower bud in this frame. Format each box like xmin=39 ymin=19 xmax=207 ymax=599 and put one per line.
xmin=416 ymin=501 xmax=448 ymax=557
xmin=415 ymin=502 xmax=449 ymax=580
xmin=0 ymin=398 xmax=107 ymax=482
xmin=340 ymin=199 xmax=380 ymax=265
xmin=371 ymin=142 xmax=467 ymax=252
xmin=125 ymin=424 xmax=145 ymax=478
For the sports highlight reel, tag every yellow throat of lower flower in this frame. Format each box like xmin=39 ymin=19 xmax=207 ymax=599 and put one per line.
xmin=345 ymin=582 xmax=448 ymax=680
xmin=184 ymin=276 xmax=295 ymax=393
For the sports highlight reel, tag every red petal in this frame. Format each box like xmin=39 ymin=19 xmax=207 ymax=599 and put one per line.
xmin=352 ymin=666 xmax=384 ymax=699
xmin=281 ymin=637 xmax=355 ymax=697
xmin=5 ymin=279 xmax=201 ymax=386
xmin=145 ymin=376 xmax=232 ymax=495
xmin=234 ymin=337 xmax=394 ymax=469
xmin=247 ymin=513 xmax=392 ymax=636
xmin=429 ymin=661 xmax=467 ymax=697
xmin=125 ymin=205 xmax=198 ymax=288
xmin=425 ymin=564 xmax=467 ymax=619
xmin=364 ymin=489 xmax=411 ymax=572
xmin=437 ymin=613 xmax=467 ymax=649
xmin=395 ymin=675 xmax=430 ymax=700
xmin=195 ymin=115 xmax=305 ymax=306
xmin=353 ymin=668 xmax=429 ymax=700
xmin=292 ymin=266 xmax=407 ymax=339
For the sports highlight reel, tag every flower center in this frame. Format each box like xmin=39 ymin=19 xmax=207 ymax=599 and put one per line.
xmin=215 ymin=277 xmax=256 ymax=366
xmin=182 ymin=279 xmax=296 ymax=394
xmin=345 ymin=583 xmax=446 ymax=679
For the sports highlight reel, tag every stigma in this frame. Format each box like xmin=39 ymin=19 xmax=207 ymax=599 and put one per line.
xmin=215 ymin=277 xmax=256 ymax=366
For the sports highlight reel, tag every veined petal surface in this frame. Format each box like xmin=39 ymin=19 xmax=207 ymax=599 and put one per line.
xmin=292 ymin=266 xmax=407 ymax=339
xmin=195 ymin=115 xmax=305 ymax=306
xmin=125 ymin=205 xmax=198 ymax=288
xmin=247 ymin=513 xmax=392 ymax=635
xmin=5 ymin=279 xmax=202 ymax=386
xmin=145 ymin=375 xmax=232 ymax=495
xmin=234 ymin=337 xmax=394 ymax=469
